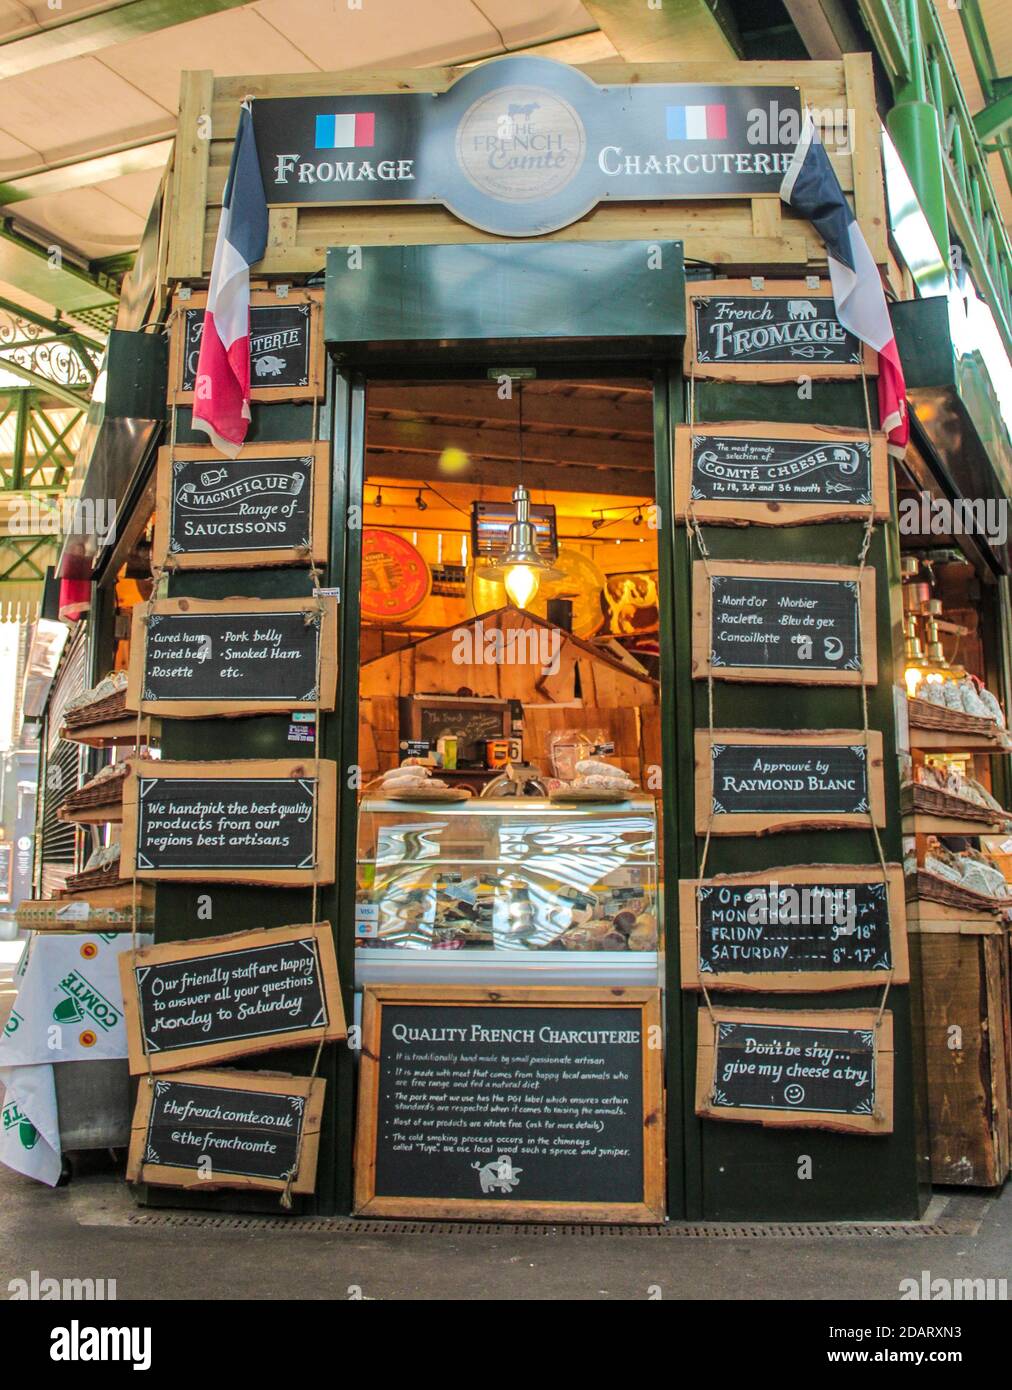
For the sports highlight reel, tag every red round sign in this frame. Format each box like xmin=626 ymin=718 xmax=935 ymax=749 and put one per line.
xmin=360 ymin=530 xmax=431 ymax=621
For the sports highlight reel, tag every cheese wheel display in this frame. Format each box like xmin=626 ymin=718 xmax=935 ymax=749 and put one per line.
xmin=361 ymin=529 xmax=432 ymax=622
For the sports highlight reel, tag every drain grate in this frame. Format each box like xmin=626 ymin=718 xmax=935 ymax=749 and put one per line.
xmin=126 ymin=1193 xmax=989 ymax=1240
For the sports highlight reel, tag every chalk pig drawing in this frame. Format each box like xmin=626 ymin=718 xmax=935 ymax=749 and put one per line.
xmin=473 ymin=1155 xmax=523 ymax=1194
xmin=255 ymin=354 xmax=286 ymax=378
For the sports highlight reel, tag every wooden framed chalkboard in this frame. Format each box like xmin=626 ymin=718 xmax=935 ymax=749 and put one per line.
xmin=679 ymin=864 xmax=908 ymax=992
xmin=120 ymin=758 xmax=337 ymax=885
xmin=119 ymin=921 xmax=346 ymax=1073
xmin=127 ymin=1068 xmax=325 ymax=1194
xmin=685 ymin=280 xmax=877 ymax=381
xmin=168 ymin=288 xmax=323 ymax=404
xmin=152 ymin=442 xmax=330 ymax=572
xmin=402 ymin=694 xmax=510 ymax=765
xmin=694 ymin=729 xmax=886 ymax=835
xmin=695 ymin=1007 xmax=894 ymax=1135
xmin=127 ymin=595 xmax=339 ymax=718
xmin=673 ymin=421 xmax=890 ymax=526
xmin=691 ymin=560 xmax=877 ymax=687
xmin=354 ymin=985 xmax=665 ymax=1223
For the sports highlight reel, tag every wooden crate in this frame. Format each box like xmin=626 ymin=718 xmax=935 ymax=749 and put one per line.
xmin=909 ymin=899 xmax=1012 ymax=1188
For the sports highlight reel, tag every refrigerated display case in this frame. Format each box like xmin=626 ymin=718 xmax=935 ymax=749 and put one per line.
xmin=355 ymin=796 xmax=660 ymax=986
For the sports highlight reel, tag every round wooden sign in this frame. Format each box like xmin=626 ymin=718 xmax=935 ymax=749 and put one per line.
xmin=361 ymin=529 xmax=432 ymax=622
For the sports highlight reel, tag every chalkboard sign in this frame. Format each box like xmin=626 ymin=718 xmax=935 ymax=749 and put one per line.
xmin=355 ymin=986 xmax=665 ymax=1222
xmin=696 ymin=1007 xmax=894 ymax=1134
xmin=169 ymin=289 xmax=322 ymax=402
xmin=673 ymin=423 xmax=889 ymax=526
xmin=127 ymin=1069 xmax=325 ymax=1193
xmin=120 ymin=922 xmax=346 ymax=1073
xmin=403 ymin=695 xmax=510 ymax=765
xmin=685 ymin=280 xmax=874 ymax=380
xmin=679 ymin=865 xmax=908 ymax=991
xmin=694 ymin=730 xmax=886 ymax=834
xmin=692 ymin=561 xmax=876 ymax=686
xmin=120 ymin=758 xmax=337 ymax=885
xmin=129 ymin=596 xmax=338 ymax=717
xmin=154 ymin=443 xmax=329 ymax=571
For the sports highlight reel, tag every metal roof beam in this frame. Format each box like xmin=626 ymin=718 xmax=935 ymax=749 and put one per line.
xmin=0 ymin=0 xmax=259 ymax=80
xmin=581 ymin=0 xmax=741 ymax=61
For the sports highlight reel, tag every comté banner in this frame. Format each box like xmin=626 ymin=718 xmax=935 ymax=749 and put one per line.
xmin=252 ymin=56 xmax=802 ymax=236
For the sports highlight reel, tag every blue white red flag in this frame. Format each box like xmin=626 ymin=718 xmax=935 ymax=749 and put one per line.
xmin=780 ymin=111 xmax=908 ymax=457
xmin=192 ymin=101 xmax=268 ymax=457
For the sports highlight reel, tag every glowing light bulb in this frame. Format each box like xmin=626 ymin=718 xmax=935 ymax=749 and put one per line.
xmin=503 ymin=563 xmax=540 ymax=609
xmin=904 ymin=666 xmax=922 ymax=697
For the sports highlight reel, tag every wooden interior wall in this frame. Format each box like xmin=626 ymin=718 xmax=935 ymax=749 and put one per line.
xmin=165 ymin=57 xmax=886 ymax=283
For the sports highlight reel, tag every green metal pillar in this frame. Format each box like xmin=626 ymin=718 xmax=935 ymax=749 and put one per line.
xmin=886 ymin=0 xmax=950 ymax=265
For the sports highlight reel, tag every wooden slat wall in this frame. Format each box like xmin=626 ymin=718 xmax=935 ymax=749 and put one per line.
xmin=166 ymin=58 xmax=885 ymax=281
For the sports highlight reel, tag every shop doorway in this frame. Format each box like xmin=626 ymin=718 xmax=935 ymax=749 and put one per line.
xmin=326 ymin=363 xmax=685 ymax=1216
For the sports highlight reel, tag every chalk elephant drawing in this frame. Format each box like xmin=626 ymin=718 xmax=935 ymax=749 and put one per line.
xmin=473 ymin=1156 xmax=523 ymax=1194
xmin=786 ymin=299 xmax=818 ymax=320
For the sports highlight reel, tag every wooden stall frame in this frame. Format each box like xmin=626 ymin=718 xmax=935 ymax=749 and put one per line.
xmin=685 ymin=279 xmax=878 ymax=381
xmin=127 ymin=1068 xmax=325 ymax=1194
xmin=694 ymin=728 xmax=887 ymax=834
xmin=166 ymin=57 xmax=884 ymax=279
xmin=354 ymin=984 xmax=665 ymax=1223
xmin=695 ymin=1006 xmax=894 ymax=1134
xmin=168 ymin=287 xmax=324 ymax=404
xmin=673 ymin=421 xmax=890 ymax=526
xmin=691 ymin=560 xmax=878 ymax=686
xmin=127 ymin=594 xmax=339 ymax=718
xmin=119 ymin=921 xmax=346 ymax=1074
xmin=679 ymin=863 xmax=909 ymax=991
xmin=120 ymin=757 xmax=337 ymax=886
xmin=152 ymin=441 xmax=330 ymax=572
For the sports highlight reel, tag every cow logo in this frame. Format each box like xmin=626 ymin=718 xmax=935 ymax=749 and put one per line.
xmin=787 ymin=299 xmax=817 ymax=319
xmin=455 ymin=85 xmax=586 ymax=203
xmin=473 ymin=1155 xmax=523 ymax=1194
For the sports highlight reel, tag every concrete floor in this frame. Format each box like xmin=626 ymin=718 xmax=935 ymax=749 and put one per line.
xmin=0 ymin=1157 xmax=1008 ymax=1300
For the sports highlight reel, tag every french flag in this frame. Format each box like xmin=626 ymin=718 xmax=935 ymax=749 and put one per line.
xmin=780 ymin=111 xmax=908 ymax=458
xmin=315 ymin=112 xmax=375 ymax=148
xmin=192 ymin=101 xmax=268 ymax=457
xmin=666 ymin=104 xmax=727 ymax=141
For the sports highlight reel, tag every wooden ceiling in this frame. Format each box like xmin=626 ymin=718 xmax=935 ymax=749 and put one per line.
xmin=365 ymin=378 xmax=655 ymax=497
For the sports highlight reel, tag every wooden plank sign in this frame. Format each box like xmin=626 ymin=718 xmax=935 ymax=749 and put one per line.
xmin=696 ymin=1007 xmax=894 ymax=1134
xmin=354 ymin=985 xmax=665 ymax=1223
xmin=128 ymin=595 xmax=338 ymax=718
xmin=119 ymin=922 xmax=346 ymax=1073
xmin=153 ymin=443 xmax=330 ymax=571
xmin=695 ymin=730 xmax=886 ymax=834
xmin=120 ymin=759 xmax=337 ymax=885
xmin=127 ymin=1069 xmax=324 ymax=1194
xmin=691 ymin=560 xmax=877 ymax=686
xmin=673 ymin=422 xmax=889 ymax=525
xmin=169 ymin=288 xmax=323 ymax=403
xmin=685 ymin=280 xmax=877 ymax=380
xmin=679 ymin=865 xmax=908 ymax=991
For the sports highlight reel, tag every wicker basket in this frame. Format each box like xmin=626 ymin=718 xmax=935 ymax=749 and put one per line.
xmin=63 ymin=862 xmax=126 ymax=895
xmin=907 ymin=696 xmax=1010 ymax=746
xmin=906 ymin=868 xmax=1012 ymax=914
xmin=62 ymin=688 xmax=129 ymax=730
xmin=58 ymin=763 xmax=131 ymax=820
xmin=901 ymin=781 xmax=1012 ymax=828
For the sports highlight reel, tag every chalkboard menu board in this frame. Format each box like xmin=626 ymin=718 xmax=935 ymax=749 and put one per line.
xmin=355 ymin=986 xmax=665 ymax=1222
xmin=692 ymin=561 xmax=876 ymax=686
xmin=129 ymin=596 xmax=338 ymax=717
xmin=121 ymin=759 xmax=337 ymax=885
xmin=673 ymin=423 xmax=889 ymax=526
xmin=120 ymin=922 xmax=346 ymax=1072
xmin=696 ymin=1008 xmax=893 ymax=1134
xmin=695 ymin=730 xmax=886 ymax=834
xmin=154 ymin=443 xmax=329 ymax=571
xmin=679 ymin=865 xmax=908 ymax=990
xmin=686 ymin=280 xmax=872 ymax=380
xmin=170 ymin=290 xmax=321 ymax=401
xmin=403 ymin=695 xmax=510 ymax=765
xmin=127 ymin=1069 xmax=325 ymax=1193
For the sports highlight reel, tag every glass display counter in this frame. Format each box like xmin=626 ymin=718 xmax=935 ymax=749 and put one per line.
xmin=355 ymin=796 xmax=660 ymax=987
